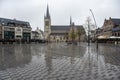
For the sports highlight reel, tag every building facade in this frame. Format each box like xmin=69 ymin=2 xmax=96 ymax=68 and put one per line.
xmin=44 ymin=5 xmax=86 ymax=42
xmin=0 ymin=24 xmax=2 ymax=40
xmin=31 ymin=27 xmax=44 ymax=40
xmin=102 ymin=17 xmax=120 ymax=38
xmin=31 ymin=31 xmax=39 ymax=40
xmin=90 ymin=17 xmax=120 ymax=43
xmin=0 ymin=18 xmax=31 ymax=42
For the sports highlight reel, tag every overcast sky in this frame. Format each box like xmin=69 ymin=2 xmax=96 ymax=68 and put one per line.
xmin=0 ymin=0 xmax=120 ymax=31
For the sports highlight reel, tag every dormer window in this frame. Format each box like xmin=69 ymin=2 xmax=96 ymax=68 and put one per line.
xmin=2 ymin=23 xmax=5 ymax=25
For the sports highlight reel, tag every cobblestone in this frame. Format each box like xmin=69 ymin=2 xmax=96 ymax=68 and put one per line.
xmin=0 ymin=43 xmax=120 ymax=80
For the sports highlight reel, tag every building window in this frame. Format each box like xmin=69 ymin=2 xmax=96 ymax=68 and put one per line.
xmin=64 ymin=36 xmax=66 ymax=40
xmin=112 ymin=33 xmax=114 ymax=36
xmin=115 ymin=33 xmax=116 ymax=36
xmin=60 ymin=37 xmax=62 ymax=40
xmin=118 ymin=32 xmax=120 ymax=36
xmin=45 ymin=21 xmax=49 ymax=26
xmin=53 ymin=36 xmax=55 ymax=40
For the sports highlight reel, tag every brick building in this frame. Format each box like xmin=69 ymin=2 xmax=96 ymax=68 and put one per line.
xmin=102 ymin=17 xmax=120 ymax=38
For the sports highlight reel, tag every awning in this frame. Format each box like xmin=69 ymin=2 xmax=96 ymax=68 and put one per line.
xmin=98 ymin=35 xmax=109 ymax=39
xmin=109 ymin=36 xmax=120 ymax=39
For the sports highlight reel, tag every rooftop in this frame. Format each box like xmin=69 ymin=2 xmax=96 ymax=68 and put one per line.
xmin=51 ymin=25 xmax=83 ymax=31
xmin=0 ymin=17 xmax=31 ymax=28
xmin=111 ymin=18 xmax=120 ymax=25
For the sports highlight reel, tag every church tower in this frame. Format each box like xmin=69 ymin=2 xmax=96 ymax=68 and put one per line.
xmin=70 ymin=16 xmax=72 ymax=25
xmin=44 ymin=5 xmax=51 ymax=40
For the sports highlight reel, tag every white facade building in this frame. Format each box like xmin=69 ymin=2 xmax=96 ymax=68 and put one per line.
xmin=31 ymin=27 xmax=44 ymax=40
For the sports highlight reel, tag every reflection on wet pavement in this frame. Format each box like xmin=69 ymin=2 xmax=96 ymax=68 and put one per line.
xmin=0 ymin=43 xmax=120 ymax=80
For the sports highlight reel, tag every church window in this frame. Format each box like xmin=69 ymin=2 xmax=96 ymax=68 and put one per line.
xmin=46 ymin=26 xmax=49 ymax=29
xmin=45 ymin=21 xmax=49 ymax=26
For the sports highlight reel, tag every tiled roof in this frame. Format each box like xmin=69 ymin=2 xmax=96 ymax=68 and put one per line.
xmin=32 ymin=31 xmax=39 ymax=34
xmin=0 ymin=17 xmax=31 ymax=28
xmin=51 ymin=25 xmax=70 ymax=31
xmin=76 ymin=25 xmax=84 ymax=29
xmin=111 ymin=18 xmax=120 ymax=25
xmin=50 ymin=33 xmax=67 ymax=36
xmin=51 ymin=25 xmax=83 ymax=31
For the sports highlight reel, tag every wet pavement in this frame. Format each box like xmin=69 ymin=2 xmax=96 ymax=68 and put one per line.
xmin=0 ymin=43 xmax=120 ymax=80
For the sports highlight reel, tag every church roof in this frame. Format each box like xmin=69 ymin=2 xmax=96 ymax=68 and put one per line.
xmin=76 ymin=25 xmax=84 ymax=29
xmin=50 ymin=33 xmax=66 ymax=36
xmin=51 ymin=25 xmax=84 ymax=31
xmin=51 ymin=25 xmax=70 ymax=31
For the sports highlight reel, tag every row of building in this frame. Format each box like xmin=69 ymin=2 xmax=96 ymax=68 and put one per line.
xmin=0 ymin=18 xmax=44 ymax=43
xmin=91 ymin=17 xmax=120 ymax=43
xmin=1 ymin=8 xmax=119 ymax=44
xmin=0 ymin=5 xmax=87 ymax=43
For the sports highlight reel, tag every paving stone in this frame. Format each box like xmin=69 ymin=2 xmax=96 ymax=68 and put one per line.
xmin=0 ymin=43 xmax=120 ymax=80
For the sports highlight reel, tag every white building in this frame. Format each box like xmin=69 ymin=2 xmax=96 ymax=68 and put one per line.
xmin=31 ymin=27 xmax=44 ymax=40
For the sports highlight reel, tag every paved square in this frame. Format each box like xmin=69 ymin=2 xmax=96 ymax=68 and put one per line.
xmin=0 ymin=43 xmax=120 ymax=80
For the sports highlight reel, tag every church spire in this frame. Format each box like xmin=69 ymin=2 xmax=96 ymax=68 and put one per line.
xmin=46 ymin=4 xmax=50 ymax=19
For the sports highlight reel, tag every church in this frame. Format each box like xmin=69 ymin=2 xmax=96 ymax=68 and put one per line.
xmin=44 ymin=5 xmax=86 ymax=42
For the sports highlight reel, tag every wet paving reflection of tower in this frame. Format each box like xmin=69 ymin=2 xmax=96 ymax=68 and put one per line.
xmin=44 ymin=44 xmax=53 ymax=74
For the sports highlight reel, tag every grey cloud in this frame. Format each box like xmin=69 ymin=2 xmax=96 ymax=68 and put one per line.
xmin=0 ymin=0 xmax=120 ymax=30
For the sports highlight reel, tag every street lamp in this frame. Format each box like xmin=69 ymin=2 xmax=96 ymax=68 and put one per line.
xmin=87 ymin=17 xmax=90 ymax=46
xmin=90 ymin=9 xmax=98 ymax=49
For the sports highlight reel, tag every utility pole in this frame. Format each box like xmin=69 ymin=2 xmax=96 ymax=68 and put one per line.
xmin=90 ymin=9 xmax=98 ymax=49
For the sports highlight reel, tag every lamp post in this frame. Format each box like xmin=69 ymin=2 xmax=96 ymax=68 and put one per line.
xmin=88 ymin=18 xmax=90 ymax=46
xmin=90 ymin=9 xmax=98 ymax=49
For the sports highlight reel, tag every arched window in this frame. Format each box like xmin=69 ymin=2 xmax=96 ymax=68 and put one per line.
xmin=60 ymin=36 xmax=62 ymax=40
xmin=118 ymin=32 xmax=120 ymax=36
xmin=112 ymin=33 xmax=114 ymax=36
